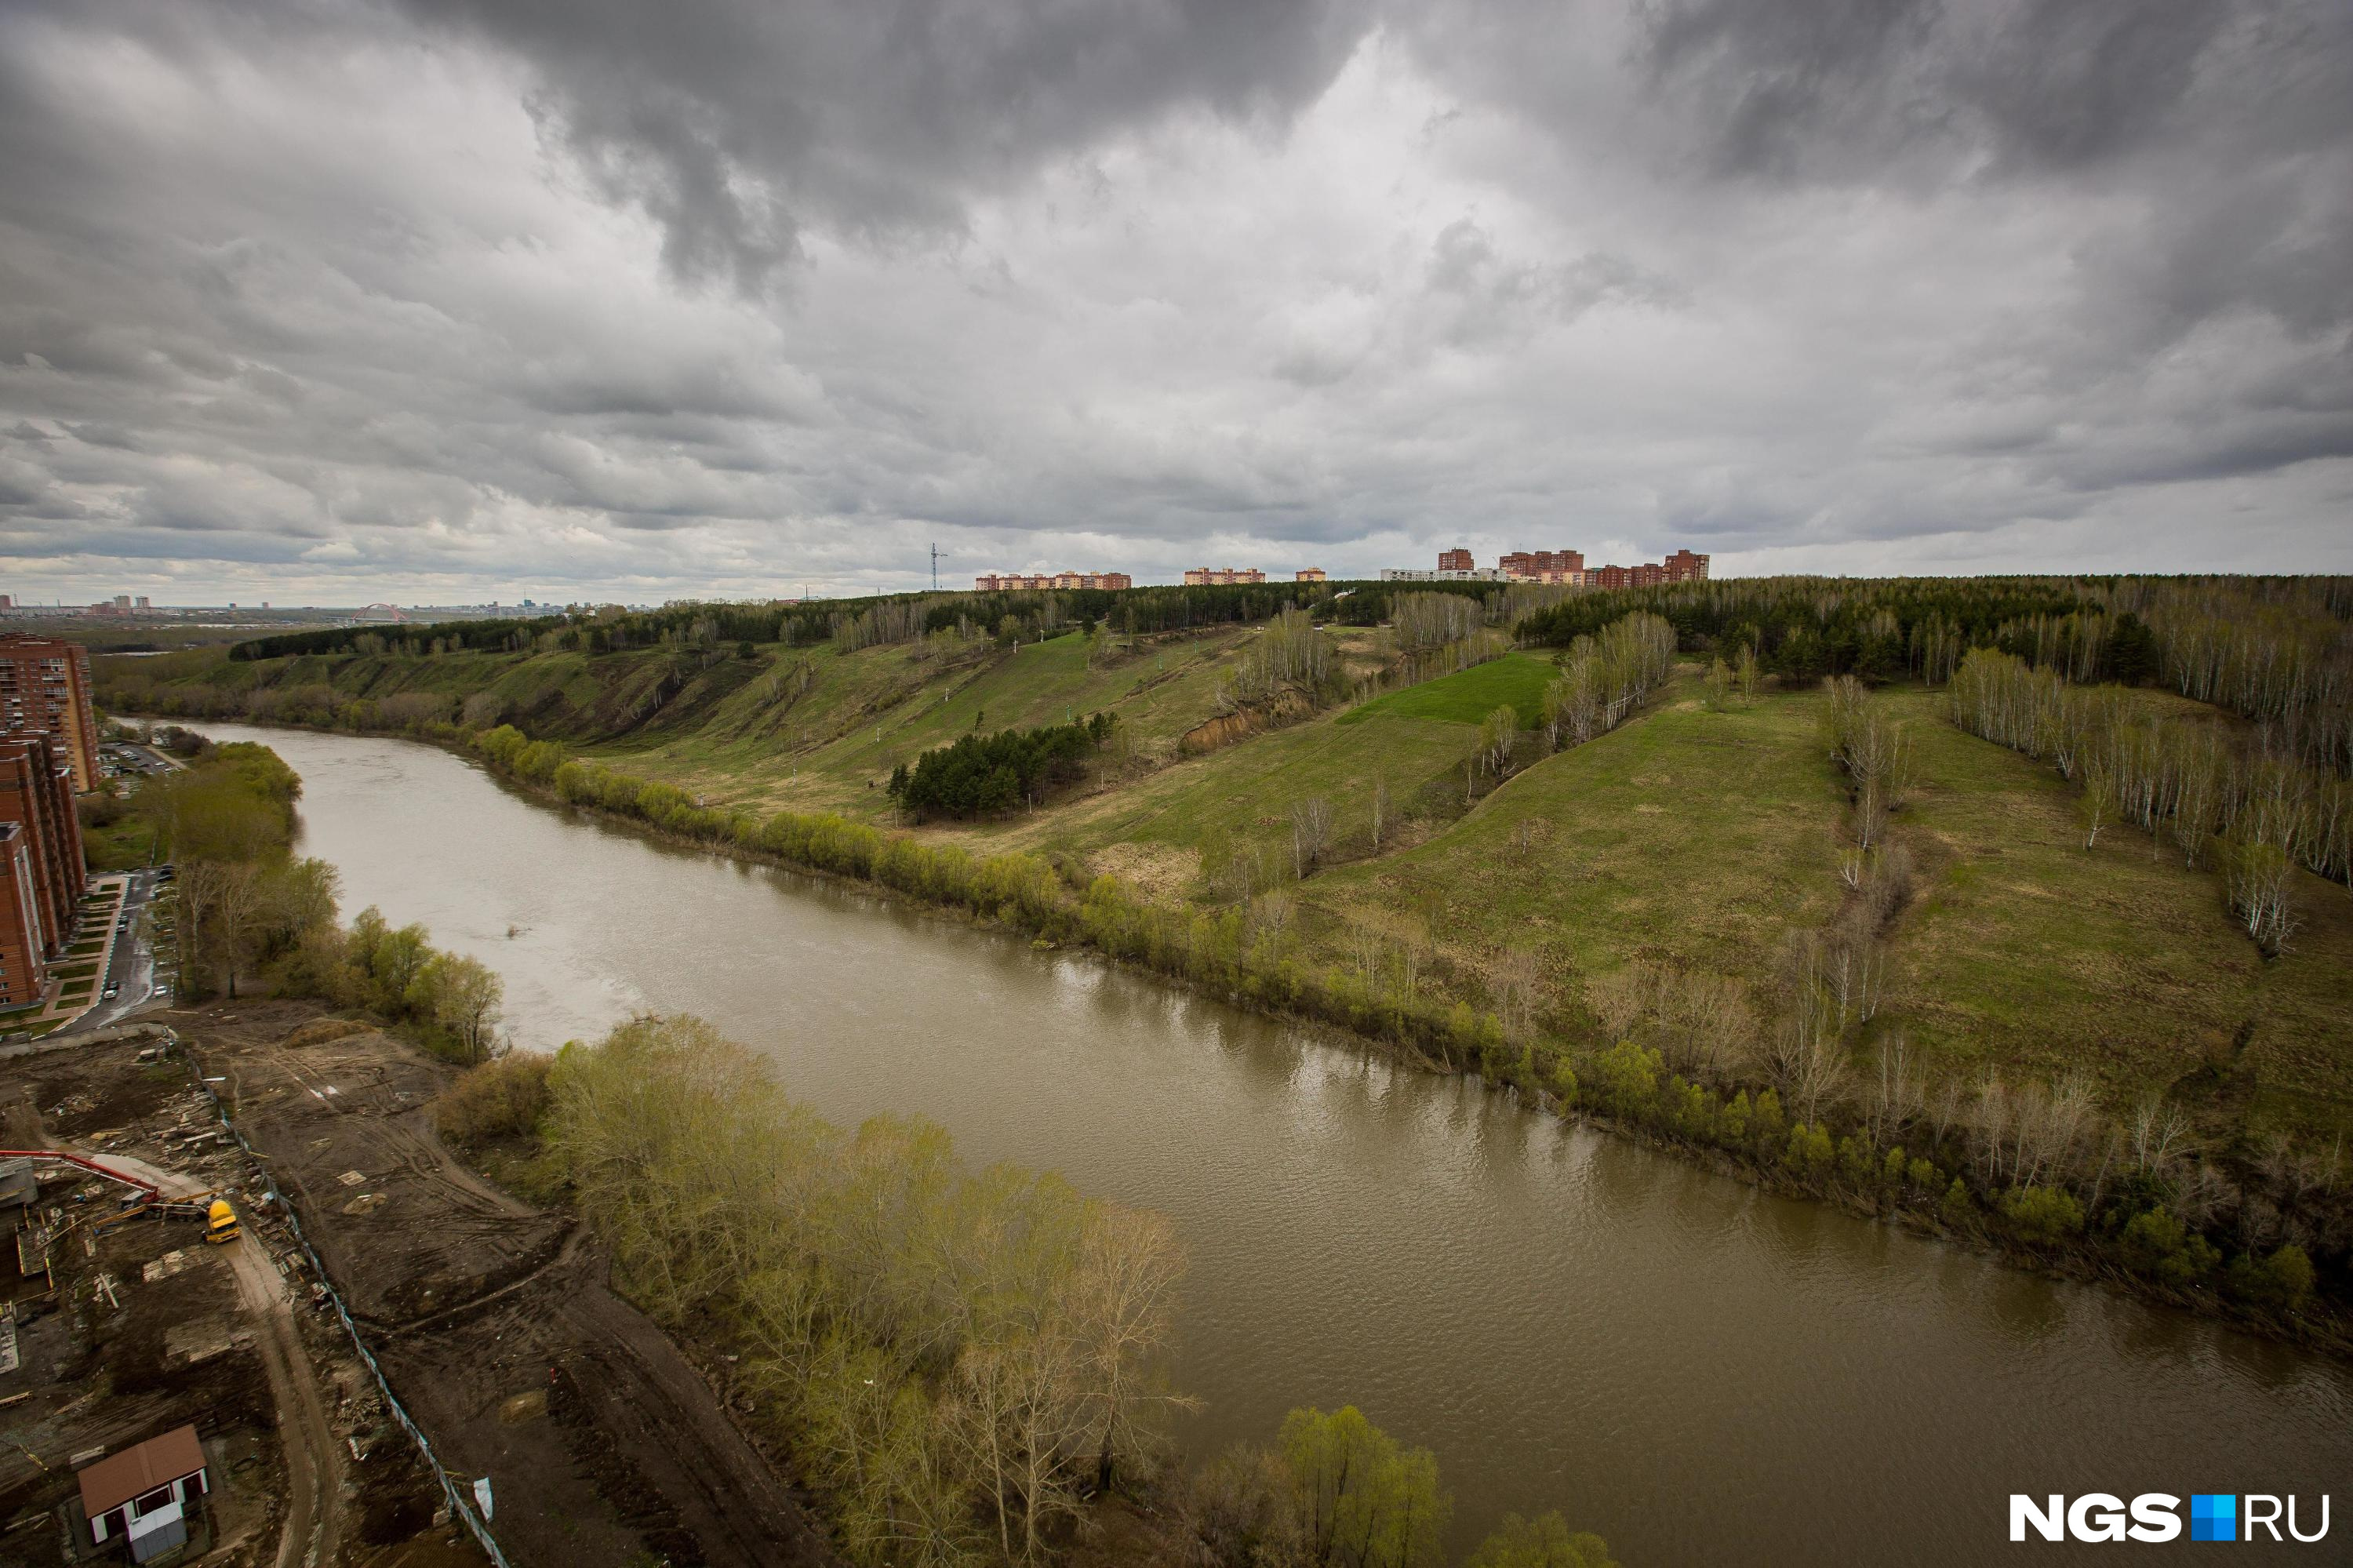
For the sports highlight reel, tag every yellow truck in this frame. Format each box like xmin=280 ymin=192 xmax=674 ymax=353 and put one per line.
xmin=204 ymin=1198 xmax=239 ymax=1246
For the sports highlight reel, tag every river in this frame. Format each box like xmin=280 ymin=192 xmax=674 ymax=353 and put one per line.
xmin=189 ymin=724 xmax=2350 ymax=1563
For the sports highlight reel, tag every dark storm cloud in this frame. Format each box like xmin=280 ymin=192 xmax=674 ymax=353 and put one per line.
xmin=0 ymin=0 xmax=2348 ymax=599
xmin=397 ymin=0 xmax=1369 ymax=291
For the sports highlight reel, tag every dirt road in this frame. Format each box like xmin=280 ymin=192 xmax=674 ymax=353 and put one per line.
xmin=99 ymin=1149 xmax=342 ymax=1568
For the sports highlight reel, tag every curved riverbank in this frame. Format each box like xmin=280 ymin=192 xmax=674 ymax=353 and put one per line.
xmin=169 ymin=720 xmax=2353 ymax=1567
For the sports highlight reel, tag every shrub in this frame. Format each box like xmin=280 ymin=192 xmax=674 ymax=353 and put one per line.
xmin=2000 ymin=1185 xmax=2085 ymax=1245
xmin=2226 ymin=1244 xmax=2316 ymax=1312
xmin=1940 ymin=1177 xmax=1976 ymax=1227
xmin=2118 ymin=1208 xmax=2220 ymax=1287
xmin=434 ymin=1053 xmax=555 ymax=1145
xmin=1784 ymin=1122 xmax=1835 ymax=1181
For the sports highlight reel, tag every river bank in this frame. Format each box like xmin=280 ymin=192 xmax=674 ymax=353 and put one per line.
xmin=276 ymin=711 xmax=2353 ymax=1350
xmin=153 ymin=719 xmax=2353 ymax=1566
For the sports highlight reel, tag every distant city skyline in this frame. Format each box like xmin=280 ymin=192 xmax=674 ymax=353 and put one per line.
xmin=3 ymin=2 xmax=2348 ymax=602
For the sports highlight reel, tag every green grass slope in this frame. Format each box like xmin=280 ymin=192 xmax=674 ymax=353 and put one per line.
xmin=1304 ymin=683 xmax=1847 ymax=996
xmin=1337 ymin=651 xmax=1558 ymax=728
xmin=582 ymin=628 xmax=1253 ymax=820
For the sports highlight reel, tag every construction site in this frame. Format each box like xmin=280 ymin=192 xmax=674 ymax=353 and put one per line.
xmin=0 ymin=1002 xmax=835 ymax=1568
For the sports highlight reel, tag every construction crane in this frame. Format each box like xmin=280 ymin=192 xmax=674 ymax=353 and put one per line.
xmin=0 ymin=1149 xmax=162 ymax=1201
xmin=0 ymin=1149 xmax=215 ymax=1228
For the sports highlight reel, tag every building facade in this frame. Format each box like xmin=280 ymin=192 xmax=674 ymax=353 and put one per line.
xmin=0 ymin=824 xmax=48 ymax=1010
xmin=0 ymin=736 xmax=84 ymax=963
xmin=78 ymin=1425 xmax=210 ymax=1565
xmin=1294 ymin=568 xmax=1327 ymax=582
xmin=973 ymin=572 xmax=1134 ymax=591
xmin=1380 ymin=567 xmax=1508 ymax=583
xmin=0 ymin=635 xmax=100 ymax=791
xmin=1437 ymin=548 xmax=1475 ymax=572
xmin=1181 ymin=567 xmax=1267 ymax=586
xmin=1498 ymin=549 xmax=1585 ymax=580
xmin=1662 ymin=548 xmax=1710 ymax=582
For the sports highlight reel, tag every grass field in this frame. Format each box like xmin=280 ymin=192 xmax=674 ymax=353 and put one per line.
xmin=80 ymin=813 xmax=158 ymax=872
xmin=1303 ymin=682 xmax=1848 ymax=1001
xmin=1880 ymin=687 xmax=2353 ymax=1129
xmin=1291 ymin=680 xmax=2353 ymax=1133
xmin=1337 ymin=651 xmax=1558 ymax=729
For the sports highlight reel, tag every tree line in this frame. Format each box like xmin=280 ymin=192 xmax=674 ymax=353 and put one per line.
xmin=1947 ymin=648 xmax=2351 ymax=953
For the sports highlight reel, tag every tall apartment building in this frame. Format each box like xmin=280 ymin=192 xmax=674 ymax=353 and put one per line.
xmin=0 ymin=737 xmax=82 ymax=966
xmin=1437 ymin=548 xmax=1475 ymax=572
xmin=0 ymin=822 xmax=51 ymax=1010
xmin=1662 ymin=548 xmax=1710 ymax=582
xmin=1182 ymin=567 xmax=1266 ymax=586
xmin=0 ymin=635 xmax=100 ymax=791
xmin=1295 ymin=568 xmax=1328 ymax=583
xmin=1499 ymin=549 xmax=1585 ymax=580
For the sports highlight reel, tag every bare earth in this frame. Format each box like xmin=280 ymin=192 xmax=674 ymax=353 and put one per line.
xmin=181 ymin=999 xmax=837 ymax=1568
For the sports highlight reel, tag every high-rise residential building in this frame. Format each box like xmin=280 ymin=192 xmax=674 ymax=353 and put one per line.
xmin=1662 ymin=548 xmax=1710 ymax=582
xmin=135 ymin=596 xmax=152 ymax=611
xmin=0 ymin=821 xmax=51 ymax=1010
xmin=0 ymin=636 xmax=100 ymax=791
xmin=1182 ymin=567 xmax=1267 ymax=586
xmin=1295 ymin=568 xmax=1327 ymax=582
xmin=1499 ymin=549 xmax=1586 ymax=580
xmin=0 ymin=736 xmax=83 ymax=965
xmin=1438 ymin=548 xmax=1475 ymax=572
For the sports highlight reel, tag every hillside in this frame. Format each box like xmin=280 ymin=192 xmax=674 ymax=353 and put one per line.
xmin=98 ymin=598 xmax=2353 ymax=1144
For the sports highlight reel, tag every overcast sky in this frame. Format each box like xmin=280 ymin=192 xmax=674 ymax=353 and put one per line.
xmin=3 ymin=0 xmax=2348 ymax=604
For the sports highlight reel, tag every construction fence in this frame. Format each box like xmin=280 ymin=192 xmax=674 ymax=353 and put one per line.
xmin=181 ymin=1031 xmax=516 ymax=1568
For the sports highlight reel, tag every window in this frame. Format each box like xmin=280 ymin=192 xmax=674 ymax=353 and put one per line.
xmin=133 ymin=1486 xmax=176 ymax=1518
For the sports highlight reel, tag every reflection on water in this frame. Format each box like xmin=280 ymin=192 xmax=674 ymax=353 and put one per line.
xmin=195 ymin=723 xmax=2353 ymax=1566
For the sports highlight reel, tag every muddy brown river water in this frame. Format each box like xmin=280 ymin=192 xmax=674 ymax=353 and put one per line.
xmin=191 ymin=723 xmax=2351 ymax=1564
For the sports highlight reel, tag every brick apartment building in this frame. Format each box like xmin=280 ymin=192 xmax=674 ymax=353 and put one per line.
xmin=1182 ymin=567 xmax=1267 ymax=586
xmin=973 ymin=571 xmax=1134 ymax=591
xmin=0 ymin=736 xmax=84 ymax=948
xmin=0 ymin=823 xmax=49 ymax=1010
xmin=0 ymin=635 xmax=100 ymax=791
xmin=1294 ymin=568 xmax=1327 ymax=582
xmin=0 ymin=734 xmax=84 ymax=1011
xmin=1437 ymin=548 xmax=1475 ymax=572
xmin=1582 ymin=549 xmax=1711 ymax=589
xmin=1498 ymin=549 xmax=1586 ymax=583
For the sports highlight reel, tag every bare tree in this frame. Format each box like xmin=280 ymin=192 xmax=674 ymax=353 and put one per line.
xmin=1289 ymin=796 xmax=1334 ymax=878
xmin=1489 ymin=948 xmax=1544 ymax=1043
xmin=208 ymin=860 xmax=269 ymax=1001
xmin=2126 ymin=1094 xmax=2194 ymax=1176
xmin=1068 ymin=1203 xmax=1195 ymax=1493
xmin=1584 ymin=966 xmax=1649 ymax=1042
